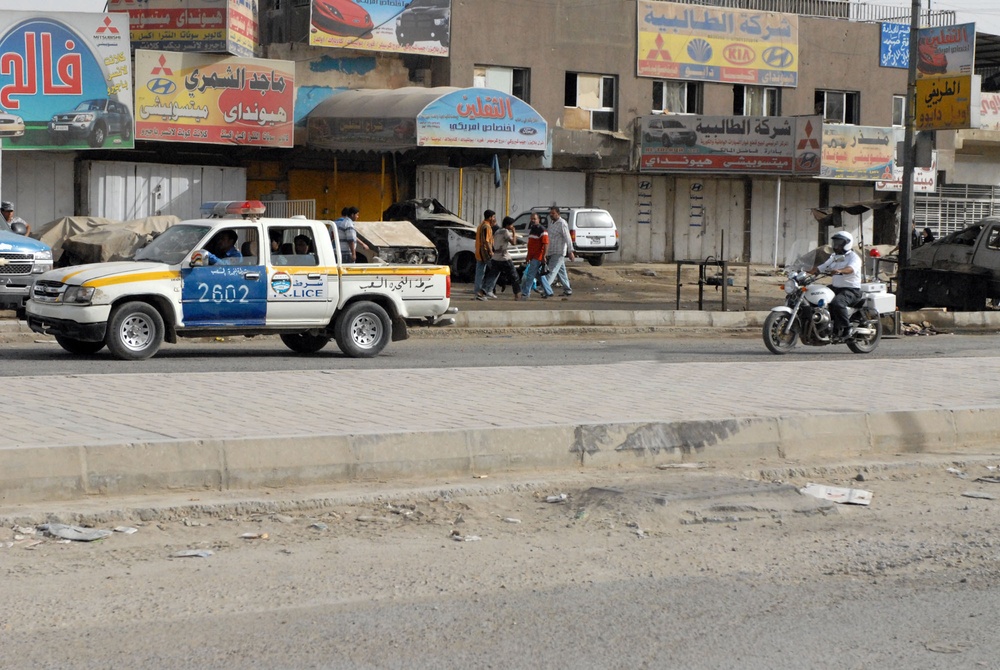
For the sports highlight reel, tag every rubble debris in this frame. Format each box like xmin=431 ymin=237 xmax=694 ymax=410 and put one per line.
xmin=657 ymin=462 xmax=710 ymax=470
xmin=170 ymin=549 xmax=214 ymax=558
xmin=239 ymin=532 xmax=269 ymax=540
xmin=502 ymin=517 xmax=521 ymax=524
xmin=545 ymin=494 xmax=568 ymax=503
xmin=799 ymin=483 xmax=873 ymax=506
xmin=961 ymin=491 xmax=996 ymax=500
xmin=973 ymin=477 xmax=1000 ymax=484
xmin=901 ymin=321 xmax=945 ymax=336
xmin=40 ymin=523 xmax=112 ymax=542
xmin=449 ymin=530 xmax=481 ymax=542
xmin=308 ymin=522 xmax=329 ymax=531
xmin=946 ymin=467 xmax=967 ymax=479
xmin=113 ymin=526 xmax=138 ymax=535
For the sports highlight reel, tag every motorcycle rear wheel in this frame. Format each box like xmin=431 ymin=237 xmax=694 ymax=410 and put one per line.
xmin=847 ymin=309 xmax=882 ymax=354
xmin=763 ymin=311 xmax=798 ymax=355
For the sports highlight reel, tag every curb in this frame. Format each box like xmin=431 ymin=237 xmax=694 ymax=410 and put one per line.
xmin=3 ymin=407 xmax=999 ymax=505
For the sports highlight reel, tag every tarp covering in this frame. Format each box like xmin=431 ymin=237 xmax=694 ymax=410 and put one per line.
xmin=34 ymin=215 xmax=181 ymax=265
xmin=307 ymin=86 xmax=547 ymax=152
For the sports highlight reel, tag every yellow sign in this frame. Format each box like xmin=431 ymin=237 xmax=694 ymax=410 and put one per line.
xmin=916 ymin=75 xmax=973 ymax=130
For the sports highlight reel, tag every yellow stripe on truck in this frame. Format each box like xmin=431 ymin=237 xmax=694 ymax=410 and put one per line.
xmin=83 ymin=271 xmax=180 ymax=288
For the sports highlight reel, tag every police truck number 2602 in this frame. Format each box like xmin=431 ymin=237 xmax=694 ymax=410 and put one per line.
xmin=196 ymin=283 xmax=250 ymax=304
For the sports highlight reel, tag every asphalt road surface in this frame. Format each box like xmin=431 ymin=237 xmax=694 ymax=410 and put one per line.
xmin=1 ymin=329 xmax=999 ymax=376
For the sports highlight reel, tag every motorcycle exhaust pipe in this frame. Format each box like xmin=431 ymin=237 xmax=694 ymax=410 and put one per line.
xmin=853 ymin=327 xmax=875 ymax=335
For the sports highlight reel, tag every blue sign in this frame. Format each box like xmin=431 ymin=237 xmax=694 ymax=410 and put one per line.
xmin=181 ymin=264 xmax=267 ymax=327
xmin=880 ymin=22 xmax=909 ymax=69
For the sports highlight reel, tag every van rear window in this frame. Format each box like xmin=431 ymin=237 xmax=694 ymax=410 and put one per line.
xmin=576 ymin=211 xmax=615 ymax=229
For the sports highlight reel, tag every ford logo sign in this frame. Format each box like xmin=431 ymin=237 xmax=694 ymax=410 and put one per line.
xmin=762 ymin=47 xmax=794 ymax=68
xmin=146 ymin=78 xmax=177 ymax=95
xmin=519 ymin=127 xmax=537 ymax=136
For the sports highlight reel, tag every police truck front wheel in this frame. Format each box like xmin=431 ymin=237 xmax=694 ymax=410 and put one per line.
xmin=106 ymin=301 xmax=164 ymax=360
xmin=334 ymin=301 xmax=390 ymax=358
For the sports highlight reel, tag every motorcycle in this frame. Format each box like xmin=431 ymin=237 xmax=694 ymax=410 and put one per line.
xmin=762 ymin=271 xmax=885 ymax=355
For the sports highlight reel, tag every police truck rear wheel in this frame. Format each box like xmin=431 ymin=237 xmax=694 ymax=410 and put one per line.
xmin=334 ymin=301 xmax=390 ymax=358
xmin=106 ymin=301 xmax=164 ymax=360
xmin=55 ymin=335 xmax=106 ymax=355
xmin=280 ymin=332 xmax=330 ymax=354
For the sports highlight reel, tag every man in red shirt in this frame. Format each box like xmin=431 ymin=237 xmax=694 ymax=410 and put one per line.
xmin=520 ymin=212 xmax=554 ymax=299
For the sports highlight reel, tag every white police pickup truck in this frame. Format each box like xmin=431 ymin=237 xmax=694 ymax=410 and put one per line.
xmin=25 ymin=201 xmax=455 ymax=360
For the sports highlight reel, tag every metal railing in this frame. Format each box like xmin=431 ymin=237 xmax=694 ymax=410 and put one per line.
xmin=915 ymin=185 xmax=1000 ymax=237
xmin=666 ymin=0 xmax=956 ymax=26
xmin=260 ymin=199 xmax=316 ymax=219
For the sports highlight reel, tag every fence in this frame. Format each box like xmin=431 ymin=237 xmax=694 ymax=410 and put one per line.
xmin=260 ymin=199 xmax=316 ymax=219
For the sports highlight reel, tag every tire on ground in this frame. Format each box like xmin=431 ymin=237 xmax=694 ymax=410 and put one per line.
xmin=105 ymin=301 xmax=165 ymax=360
xmin=280 ymin=332 xmax=331 ymax=354
xmin=55 ymin=335 xmax=106 ymax=355
xmin=334 ymin=301 xmax=391 ymax=358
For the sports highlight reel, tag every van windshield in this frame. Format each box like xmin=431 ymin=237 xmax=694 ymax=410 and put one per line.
xmin=576 ymin=211 xmax=615 ymax=229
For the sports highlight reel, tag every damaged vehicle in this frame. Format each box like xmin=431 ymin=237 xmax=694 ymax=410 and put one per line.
xmin=897 ymin=216 xmax=1000 ymax=311
xmin=383 ymin=198 xmax=525 ymax=281
xmin=330 ymin=219 xmax=438 ymax=265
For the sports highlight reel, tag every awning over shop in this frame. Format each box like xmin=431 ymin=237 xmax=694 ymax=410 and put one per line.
xmin=306 ymin=87 xmax=547 ymax=153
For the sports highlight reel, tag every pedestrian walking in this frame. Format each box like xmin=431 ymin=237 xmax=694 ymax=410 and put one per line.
xmin=334 ymin=206 xmax=370 ymax=263
xmin=544 ymin=206 xmax=574 ymax=296
xmin=475 ymin=209 xmax=496 ymax=299
xmin=483 ymin=216 xmax=522 ymax=300
xmin=520 ymin=212 xmax=554 ymax=299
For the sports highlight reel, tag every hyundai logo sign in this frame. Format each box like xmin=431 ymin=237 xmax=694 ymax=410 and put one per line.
xmin=762 ymin=47 xmax=794 ymax=68
xmin=146 ymin=78 xmax=177 ymax=95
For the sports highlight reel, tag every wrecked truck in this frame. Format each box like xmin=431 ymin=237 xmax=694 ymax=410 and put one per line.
xmin=898 ymin=216 xmax=1000 ymax=311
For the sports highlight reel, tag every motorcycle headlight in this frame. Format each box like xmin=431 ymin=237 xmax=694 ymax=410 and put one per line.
xmin=784 ymin=278 xmax=797 ymax=294
xmin=62 ymin=286 xmax=96 ymax=304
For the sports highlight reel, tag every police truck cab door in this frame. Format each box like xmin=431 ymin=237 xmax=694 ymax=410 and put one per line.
xmin=180 ymin=224 xmax=267 ymax=328
xmin=265 ymin=223 xmax=338 ymax=327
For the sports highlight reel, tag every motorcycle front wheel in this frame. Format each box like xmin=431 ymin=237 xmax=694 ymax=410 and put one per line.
xmin=762 ymin=311 xmax=799 ymax=355
xmin=847 ymin=309 xmax=882 ymax=354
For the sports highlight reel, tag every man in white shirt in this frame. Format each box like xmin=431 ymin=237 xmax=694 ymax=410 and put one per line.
xmin=810 ymin=230 xmax=863 ymax=340
xmin=544 ymin=206 xmax=574 ymax=296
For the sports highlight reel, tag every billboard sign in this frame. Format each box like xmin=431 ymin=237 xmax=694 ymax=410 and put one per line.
xmin=107 ymin=0 xmax=258 ymax=58
xmin=875 ymin=151 xmax=937 ymax=193
xmin=638 ymin=114 xmax=821 ymax=175
xmin=916 ymin=23 xmax=974 ymax=79
xmin=981 ymin=92 xmax=1000 ymax=131
xmin=309 ymin=0 xmax=450 ymax=58
xmin=879 ymin=22 xmax=909 ymax=69
xmin=637 ymin=1 xmax=798 ymax=87
xmin=134 ymin=50 xmax=294 ymax=147
xmin=820 ymin=125 xmax=897 ymax=180
xmin=0 ymin=12 xmax=133 ymax=150
xmin=416 ymin=89 xmax=546 ymax=150
xmin=916 ymin=75 xmax=976 ymax=130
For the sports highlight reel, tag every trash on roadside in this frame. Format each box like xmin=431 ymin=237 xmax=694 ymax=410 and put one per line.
xmin=239 ymin=532 xmax=269 ymax=540
xmin=657 ymin=462 xmax=710 ymax=470
xmin=961 ymin=491 xmax=997 ymax=500
xmin=450 ymin=530 xmax=481 ymax=542
xmin=182 ymin=518 xmax=205 ymax=527
xmin=12 ymin=525 xmax=36 ymax=535
xmin=946 ymin=467 xmax=966 ymax=478
xmin=113 ymin=526 xmax=138 ymax=535
xmin=502 ymin=517 xmax=521 ymax=524
xmin=170 ymin=549 xmax=214 ymax=558
xmin=355 ymin=515 xmax=390 ymax=523
xmin=308 ymin=522 xmax=329 ymax=531
xmin=40 ymin=523 xmax=113 ymax=542
xmin=799 ymin=483 xmax=873 ymax=506
xmin=545 ymin=493 xmax=568 ymax=503
xmin=472 ymin=474 xmax=488 ymax=479
xmin=974 ymin=477 xmax=1000 ymax=484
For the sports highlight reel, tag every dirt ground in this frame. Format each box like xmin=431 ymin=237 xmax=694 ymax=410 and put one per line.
xmin=2 ymin=455 xmax=1000 ymax=666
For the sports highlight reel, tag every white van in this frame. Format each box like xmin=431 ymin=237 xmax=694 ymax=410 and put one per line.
xmin=512 ymin=206 xmax=620 ymax=266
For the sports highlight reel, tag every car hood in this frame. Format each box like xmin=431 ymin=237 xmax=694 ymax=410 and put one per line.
xmin=0 ymin=231 xmax=51 ymax=254
xmin=38 ymin=261 xmax=175 ymax=287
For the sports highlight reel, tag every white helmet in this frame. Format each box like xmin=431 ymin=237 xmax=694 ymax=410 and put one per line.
xmin=831 ymin=231 xmax=854 ymax=254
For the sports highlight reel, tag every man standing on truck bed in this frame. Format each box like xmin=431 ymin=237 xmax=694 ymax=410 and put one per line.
xmin=334 ymin=206 xmax=369 ymax=263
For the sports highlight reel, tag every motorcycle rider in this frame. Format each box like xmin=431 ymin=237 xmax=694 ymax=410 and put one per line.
xmin=809 ymin=231 xmax=862 ymax=341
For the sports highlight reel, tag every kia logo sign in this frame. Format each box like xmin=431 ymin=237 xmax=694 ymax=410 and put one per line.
xmin=519 ymin=127 xmax=537 ymax=136
xmin=723 ymin=44 xmax=755 ymax=66
xmin=762 ymin=47 xmax=794 ymax=68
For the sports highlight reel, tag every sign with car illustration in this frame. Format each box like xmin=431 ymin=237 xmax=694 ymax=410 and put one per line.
xmin=309 ymin=0 xmax=450 ymax=57
xmin=134 ymin=50 xmax=294 ymax=147
xmin=637 ymin=1 xmax=797 ymax=87
xmin=913 ymin=23 xmax=977 ymax=131
xmin=639 ymin=114 xmax=821 ymax=175
xmin=0 ymin=12 xmax=133 ymax=150
xmin=820 ymin=125 xmax=897 ymax=180
xmin=107 ymin=0 xmax=259 ymax=58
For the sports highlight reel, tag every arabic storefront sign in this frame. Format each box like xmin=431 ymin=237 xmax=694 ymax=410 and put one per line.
xmin=416 ymin=89 xmax=546 ymax=150
xmin=309 ymin=0 xmax=450 ymax=58
xmin=879 ymin=22 xmax=909 ymax=69
xmin=637 ymin=0 xmax=798 ymax=87
xmin=981 ymin=92 xmax=1000 ymax=131
xmin=134 ymin=50 xmax=293 ymax=147
xmin=916 ymin=75 xmax=977 ymax=131
xmin=0 ymin=12 xmax=133 ymax=150
xmin=876 ymin=151 xmax=937 ymax=193
xmin=638 ymin=115 xmax=820 ymax=175
xmin=916 ymin=23 xmax=975 ymax=79
xmin=107 ymin=0 xmax=258 ymax=58
xmin=820 ymin=126 xmax=897 ymax=180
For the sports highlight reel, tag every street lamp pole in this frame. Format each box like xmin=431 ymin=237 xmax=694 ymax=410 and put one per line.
xmin=898 ymin=0 xmax=922 ymax=274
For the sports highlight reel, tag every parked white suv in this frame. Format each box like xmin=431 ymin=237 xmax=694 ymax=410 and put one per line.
xmin=512 ymin=206 xmax=619 ymax=266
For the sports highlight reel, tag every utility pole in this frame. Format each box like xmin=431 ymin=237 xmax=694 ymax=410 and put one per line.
xmin=897 ymin=0 xmax=922 ymax=277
